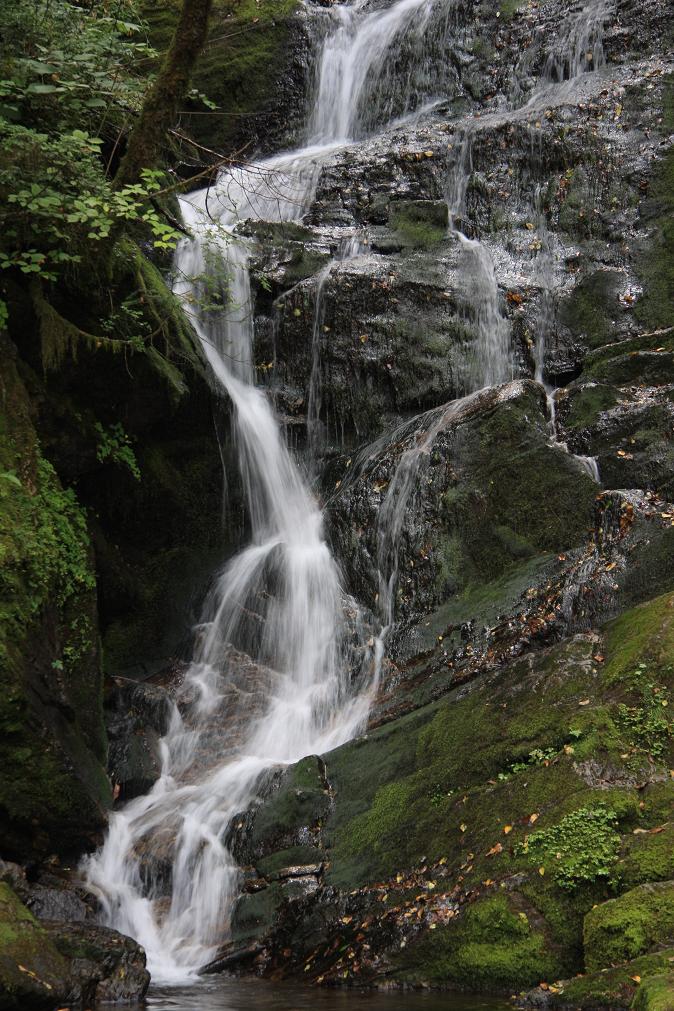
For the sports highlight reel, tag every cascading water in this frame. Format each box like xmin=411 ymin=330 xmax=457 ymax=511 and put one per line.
xmin=445 ymin=128 xmax=514 ymax=393
xmin=373 ymin=0 xmax=611 ymax=629
xmin=84 ymin=0 xmax=454 ymax=985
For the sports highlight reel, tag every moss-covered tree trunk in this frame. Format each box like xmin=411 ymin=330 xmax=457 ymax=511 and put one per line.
xmin=114 ymin=0 xmax=213 ymax=187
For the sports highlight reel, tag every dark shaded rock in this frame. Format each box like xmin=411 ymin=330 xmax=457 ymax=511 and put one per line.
xmin=45 ymin=920 xmax=150 ymax=1005
xmin=0 ymin=882 xmax=70 ymax=1010
xmin=327 ymin=380 xmax=598 ymax=621
xmin=105 ymin=678 xmax=173 ymax=801
xmin=0 ymin=336 xmax=110 ymax=862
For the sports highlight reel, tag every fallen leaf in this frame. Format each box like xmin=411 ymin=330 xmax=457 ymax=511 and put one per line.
xmin=529 ymin=813 xmax=539 ymax=825
xmin=538 ymin=866 xmax=546 ymax=876
xmin=460 ymin=823 xmax=467 ymax=833
xmin=487 ymin=842 xmax=503 ymax=857
xmin=579 ymin=698 xmax=591 ymax=706
xmin=631 ymin=975 xmax=641 ymax=983
xmin=503 ymin=825 xmax=513 ymax=834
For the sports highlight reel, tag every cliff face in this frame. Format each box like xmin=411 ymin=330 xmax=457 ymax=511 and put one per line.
xmin=1 ymin=0 xmax=673 ymax=1005
xmin=192 ymin=0 xmax=674 ymax=999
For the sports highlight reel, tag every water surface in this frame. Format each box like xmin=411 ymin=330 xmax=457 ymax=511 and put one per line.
xmin=145 ymin=978 xmax=512 ymax=1011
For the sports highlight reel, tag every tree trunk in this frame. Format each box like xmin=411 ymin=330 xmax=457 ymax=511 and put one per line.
xmin=114 ymin=0 xmax=213 ymax=188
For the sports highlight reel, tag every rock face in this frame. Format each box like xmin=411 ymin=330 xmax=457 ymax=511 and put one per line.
xmin=219 ymin=592 xmax=674 ymax=997
xmin=2 ymin=0 xmax=674 ymax=1004
xmin=168 ymin=0 xmax=674 ymax=1000
xmin=0 ymin=882 xmax=149 ymax=1010
xmin=0 ymin=337 xmax=109 ymax=861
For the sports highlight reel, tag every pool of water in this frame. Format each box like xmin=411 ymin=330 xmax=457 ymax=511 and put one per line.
xmin=143 ymin=978 xmax=512 ymax=1011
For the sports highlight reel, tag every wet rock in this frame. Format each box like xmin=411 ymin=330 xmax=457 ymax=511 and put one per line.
xmin=45 ymin=920 xmax=150 ymax=1005
xmin=327 ymin=379 xmax=598 ymax=621
xmin=106 ymin=678 xmax=173 ymax=801
xmin=0 ymin=882 xmax=70 ymax=1010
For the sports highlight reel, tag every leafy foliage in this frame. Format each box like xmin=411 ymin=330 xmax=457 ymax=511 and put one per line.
xmin=94 ymin=422 xmax=141 ymax=480
xmin=0 ymin=0 xmax=181 ymax=300
xmin=522 ymin=806 xmax=621 ymax=891
xmin=616 ymin=663 xmax=672 ymax=761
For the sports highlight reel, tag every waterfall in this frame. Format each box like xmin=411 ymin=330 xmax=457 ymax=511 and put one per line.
xmin=310 ymin=0 xmax=453 ymax=143
xmin=83 ymin=0 xmax=613 ymax=981
xmin=83 ymin=0 xmax=449 ymax=984
xmin=374 ymin=0 xmax=611 ymax=629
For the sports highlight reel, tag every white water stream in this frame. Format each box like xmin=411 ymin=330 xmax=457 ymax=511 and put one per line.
xmin=84 ymin=0 xmax=610 ymax=984
xmin=84 ymin=0 xmax=455 ymax=984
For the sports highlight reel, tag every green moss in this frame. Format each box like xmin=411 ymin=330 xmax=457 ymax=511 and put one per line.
xmin=395 ymin=894 xmax=563 ymax=988
xmin=559 ymin=271 xmax=624 ymax=349
xmin=0 ymin=883 xmax=69 ymax=1007
xmin=584 ymin=882 xmax=674 ymax=971
xmin=562 ymin=383 xmax=619 ymax=430
xmin=603 ymin=593 xmax=674 ymax=687
xmin=632 ymin=972 xmax=674 ymax=1011
xmin=523 ymin=806 xmax=622 ymax=890
xmin=635 ymin=144 xmax=674 ymax=329
xmin=499 ymin=0 xmax=525 ymax=19
xmin=311 ymin=594 xmax=674 ymax=989
xmin=142 ymin=0 xmax=301 ymax=155
xmin=620 ymin=824 xmax=674 ymax=887
xmin=542 ymin=948 xmax=674 ymax=1009
xmin=389 ymin=200 xmax=449 ymax=248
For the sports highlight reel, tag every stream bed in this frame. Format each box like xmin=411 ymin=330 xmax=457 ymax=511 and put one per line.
xmin=143 ymin=978 xmax=512 ymax=1011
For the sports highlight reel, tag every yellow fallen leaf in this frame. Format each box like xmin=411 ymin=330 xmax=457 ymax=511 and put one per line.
xmin=504 ymin=825 xmax=513 ymax=834
xmin=538 ymin=866 xmax=546 ymax=876
xmin=631 ymin=975 xmax=641 ymax=983
xmin=529 ymin=813 xmax=539 ymax=825
xmin=579 ymin=698 xmax=590 ymax=706
xmin=460 ymin=823 xmax=467 ymax=832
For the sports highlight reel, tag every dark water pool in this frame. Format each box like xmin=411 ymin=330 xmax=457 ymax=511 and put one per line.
xmin=144 ymin=978 xmax=512 ymax=1011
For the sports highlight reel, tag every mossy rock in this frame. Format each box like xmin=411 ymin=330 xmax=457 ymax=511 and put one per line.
xmin=389 ymin=200 xmax=449 ymax=248
xmin=632 ymin=971 xmax=674 ymax=1011
xmin=0 ymin=337 xmax=110 ymax=859
xmin=559 ymin=270 xmax=627 ymax=351
xmin=635 ymin=145 xmax=674 ymax=330
xmin=584 ymin=882 xmax=674 ymax=972
xmin=0 ymin=882 xmax=69 ymax=1010
xmin=394 ymin=893 xmax=564 ymax=989
xmin=619 ymin=824 xmax=674 ymax=887
xmin=526 ymin=947 xmax=674 ymax=1008
xmin=142 ymin=0 xmax=305 ymax=155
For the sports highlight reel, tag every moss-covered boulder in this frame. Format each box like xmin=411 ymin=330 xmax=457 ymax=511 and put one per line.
xmin=0 ymin=337 xmax=110 ymax=859
xmin=0 ymin=882 xmax=70 ymax=1010
xmin=0 ymin=881 xmax=150 ymax=1009
xmin=584 ymin=883 xmax=674 ymax=972
xmin=632 ymin=971 xmax=674 ymax=1011
xmin=522 ymin=947 xmax=674 ymax=1009
xmin=328 ymin=380 xmax=598 ymax=620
